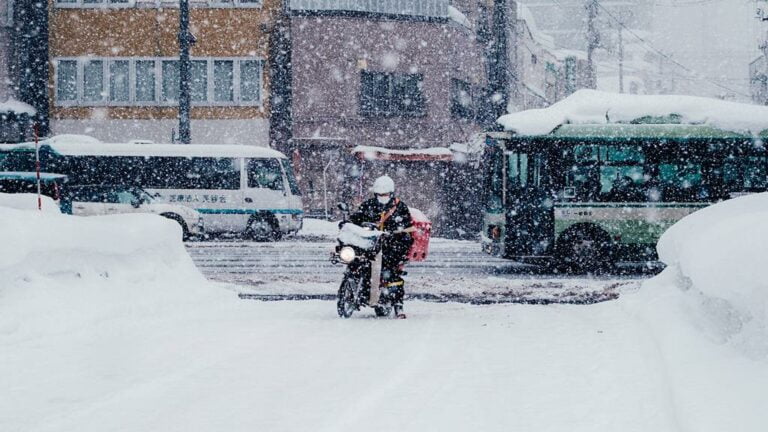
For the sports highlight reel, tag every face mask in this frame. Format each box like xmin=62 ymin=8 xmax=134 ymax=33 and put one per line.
xmin=377 ymin=195 xmax=391 ymax=205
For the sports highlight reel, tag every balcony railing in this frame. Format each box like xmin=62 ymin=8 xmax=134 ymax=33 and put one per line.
xmin=289 ymin=0 xmax=449 ymax=19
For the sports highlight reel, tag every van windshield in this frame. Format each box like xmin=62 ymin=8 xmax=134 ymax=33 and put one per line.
xmin=280 ymin=159 xmax=301 ymax=196
xmin=248 ymin=158 xmax=284 ymax=191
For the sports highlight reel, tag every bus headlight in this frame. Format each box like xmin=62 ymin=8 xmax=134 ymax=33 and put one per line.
xmin=339 ymin=246 xmax=356 ymax=263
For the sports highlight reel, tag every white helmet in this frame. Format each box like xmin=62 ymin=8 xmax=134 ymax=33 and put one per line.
xmin=370 ymin=175 xmax=395 ymax=194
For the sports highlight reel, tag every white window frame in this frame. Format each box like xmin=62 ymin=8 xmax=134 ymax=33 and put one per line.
xmin=54 ymin=0 xmax=261 ymax=8
xmin=53 ymin=57 xmax=264 ymax=108
xmin=54 ymin=58 xmax=80 ymax=105
xmin=108 ymin=58 xmax=133 ymax=106
xmin=81 ymin=58 xmax=108 ymax=106
xmin=132 ymin=57 xmax=161 ymax=105
xmin=54 ymin=0 xmax=136 ymax=9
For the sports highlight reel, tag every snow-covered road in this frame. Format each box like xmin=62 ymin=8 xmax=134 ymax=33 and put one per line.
xmin=3 ymin=202 xmax=768 ymax=432
xmin=186 ymin=238 xmax=644 ymax=304
xmin=1 ymin=300 xmax=687 ymax=432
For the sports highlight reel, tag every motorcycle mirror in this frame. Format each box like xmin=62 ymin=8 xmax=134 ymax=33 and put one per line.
xmin=337 ymin=203 xmax=349 ymax=212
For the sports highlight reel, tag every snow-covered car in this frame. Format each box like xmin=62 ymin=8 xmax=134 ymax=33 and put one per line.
xmin=0 ymin=171 xmax=68 ymax=202
xmin=64 ymin=185 xmax=204 ymax=240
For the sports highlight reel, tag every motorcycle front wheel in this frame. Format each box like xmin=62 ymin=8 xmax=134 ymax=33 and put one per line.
xmin=337 ymin=276 xmax=357 ymax=318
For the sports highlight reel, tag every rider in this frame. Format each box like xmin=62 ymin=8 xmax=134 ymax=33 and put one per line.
xmin=349 ymin=175 xmax=413 ymax=319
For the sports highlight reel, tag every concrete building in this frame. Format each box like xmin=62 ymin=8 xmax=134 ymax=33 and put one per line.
xmin=283 ymin=0 xmax=504 ymax=224
xmin=0 ymin=0 xmax=13 ymax=102
xmin=514 ymin=3 xmax=589 ymax=110
xmin=48 ymin=0 xmax=280 ymax=145
xmin=750 ymin=2 xmax=768 ymax=104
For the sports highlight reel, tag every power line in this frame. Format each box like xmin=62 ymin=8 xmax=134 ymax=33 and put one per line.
xmin=594 ymin=1 xmax=752 ymax=97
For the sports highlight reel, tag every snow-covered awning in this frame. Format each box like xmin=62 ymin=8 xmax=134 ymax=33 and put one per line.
xmin=0 ymin=99 xmax=35 ymax=115
xmin=497 ymin=89 xmax=768 ymax=136
xmin=352 ymin=145 xmax=453 ymax=162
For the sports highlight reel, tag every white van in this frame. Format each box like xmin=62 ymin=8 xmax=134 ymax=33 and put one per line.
xmin=0 ymin=137 xmax=303 ymax=240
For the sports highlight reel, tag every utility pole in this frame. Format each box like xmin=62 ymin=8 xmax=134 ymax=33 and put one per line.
xmin=585 ymin=0 xmax=599 ymax=89
xmin=490 ymin=0 xmax=510 ymax=117
xmin=179 ymin=0 xmax=193 ymax=144
xmin=618 ymin=24 xmax=624 ymax=93
xmin=269 ymin=2 xmax=293 ymax=154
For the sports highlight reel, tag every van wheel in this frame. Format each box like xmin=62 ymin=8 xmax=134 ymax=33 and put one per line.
xmin=160 ymin=213 xmax=190 ymax=241
xmin=247 ymin=215 xmax=281 ymax=242
xmin=555 ymin=225 xmax=614 ymax=274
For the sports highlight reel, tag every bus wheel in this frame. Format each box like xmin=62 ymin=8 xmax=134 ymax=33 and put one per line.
xmin=247 ymin=215 xmax=281 ymax=242
xmin=160 ymin=213 xmax=190 ymax=241
xmin=555 ymin=226 xmax=614 ymax=274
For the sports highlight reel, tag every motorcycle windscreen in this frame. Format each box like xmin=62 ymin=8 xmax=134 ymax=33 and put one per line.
xmin=368 ymin=251 xmax=383 ymax=305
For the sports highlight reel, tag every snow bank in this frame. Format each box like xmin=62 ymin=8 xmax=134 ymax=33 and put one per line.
xmin=498 ymin=89 xmax=768 ymax=136
xmin=618 ymin=194 xmax=768 ymax=431
xmin=653 ymin=192 xmax=768 ymax=358
xmin=0 ymin=208 xmax=220 ymax=342
xmin=0 ymin=192 xmax=60 ymax=213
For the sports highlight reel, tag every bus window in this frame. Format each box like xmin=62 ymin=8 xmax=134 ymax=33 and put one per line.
xmin=565 ymin=146 xmax=600 ymax=200
xmin=724 ymin=156 xmax=767 ymax=191
xmin=279 ymin=159 xmax=301 ymax=195
xmin=599 ymin=145 xmax=647 ymax=201
xmin=248 ymin=158 xmax=284 ymax=191
xmin=192 ymin=158 xmax=240 ymax=190
xmin=485 ymin=148 xmax=503 ymax=211
xmin=657 ymin=162 xmax=703 ymax=200
xmin=142 ymin=157 xmax=194 ymax=189
xmin=507 ymin=153 xmax=529 ymax=187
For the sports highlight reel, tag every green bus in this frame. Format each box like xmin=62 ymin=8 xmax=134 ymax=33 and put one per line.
xmin=480 ymin=122 xmax=768 ymax=271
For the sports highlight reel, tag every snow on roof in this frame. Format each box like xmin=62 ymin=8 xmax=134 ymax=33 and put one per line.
xmin=517 ymin=4 xmax=555 ymax=51
xmin=352 ymin=145 xmax=453 ymax=162
xmin=447 ymin=6 xmax=472 ymax=29
xmin=8 ymin=136 xmax=287 ymax=159
xmin=0 ymin=172 xmax=68 ymax=182
xmin=522 ymin=82 xmax=548 ymax=101
xmin=0 ymin=98 xmax=36 ymax=115
xmin=497 ymin=89 xmax=768 ymax=136
xmin=47 ymin=134 xmax=103 ymax=145
xmin=553 ymin=49 xmax=587 ymax=61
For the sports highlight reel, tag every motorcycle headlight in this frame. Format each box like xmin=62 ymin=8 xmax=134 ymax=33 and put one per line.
xmin=339 ymin=246 xmax=356 ymax=263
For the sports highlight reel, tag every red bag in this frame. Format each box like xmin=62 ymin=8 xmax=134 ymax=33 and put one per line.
xmin=407 ymin=208 xmax=431 ymax=262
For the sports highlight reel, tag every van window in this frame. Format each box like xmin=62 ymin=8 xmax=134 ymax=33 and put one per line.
xmin=248 ymin=159 xmax=284 ymax=190
xmin=280 ymin=159 xmax=301 ymax=195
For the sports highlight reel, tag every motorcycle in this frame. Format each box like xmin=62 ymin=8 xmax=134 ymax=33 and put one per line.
xmin=331 ymin=205 xmax=405 ymax=318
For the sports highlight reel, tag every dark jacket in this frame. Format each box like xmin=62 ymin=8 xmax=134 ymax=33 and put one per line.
xmin=350 ymin=196 xmax=414 ymax=264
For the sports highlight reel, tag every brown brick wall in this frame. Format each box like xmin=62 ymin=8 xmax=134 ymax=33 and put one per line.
xmin=48 ymin=0 xmax=280 ymax=120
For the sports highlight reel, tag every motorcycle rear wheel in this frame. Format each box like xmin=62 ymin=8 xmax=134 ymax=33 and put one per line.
xmin=337 ymin=277 xmax=357 ymax=318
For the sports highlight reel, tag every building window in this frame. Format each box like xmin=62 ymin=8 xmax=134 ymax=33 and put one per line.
xmin=109 ymin=60 xmax=130 ymax=102
xmin=191 ymin=60 xmax=208 ymax=102
xmin=135 ymin=60 xmax=156 ymax=102
xmin=161 ymin=60 xmax=180 ymax=102
xmin=55 ymin=0 xmax=262 ymax=8
xmin=450 ymin=78 xmax=474 ymax=120
xmin=54 ymin=57 xmax=264 ymax=107
xmin=240 ymin=60 xmax=262 ymax=102
xmin=83 ymin=60 xmax=105 ymax=102
xmin=214 ymin=60 xmax=234 ymax=102
xmin=360 ymin=71 xmax=425 ymax=117
xmin=56 ymin=60 xmax=78 ymax=102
